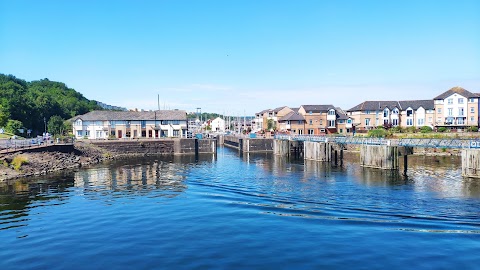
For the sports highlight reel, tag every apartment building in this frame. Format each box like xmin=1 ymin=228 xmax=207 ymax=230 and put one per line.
xmin=72 ymin=110 xmax=188 ymax=139
xmin=277 ymin=111 xmax=306 ymax=134
xmin=347 ymin=100 xmax=434 ymax=131
xmin=297 ymin=105 xmax=340 ymax=135
xmin=433 ymin=87 xmax=479 ymax=130
xmin=254 ymin=106 xmax=293 ymax=131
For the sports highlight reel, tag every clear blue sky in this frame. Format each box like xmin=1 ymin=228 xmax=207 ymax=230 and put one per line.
xmin=1 ymin=0 xmax=479 ymax=115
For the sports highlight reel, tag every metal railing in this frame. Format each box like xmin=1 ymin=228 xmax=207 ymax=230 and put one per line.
xmin=274 ymin=135 xmax=480 ymax=149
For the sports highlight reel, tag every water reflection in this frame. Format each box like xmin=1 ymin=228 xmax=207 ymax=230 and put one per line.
xmin=0 ymin=154 xmax=216 ymax=231
xmin=240 ymin=149 xmax=480 ymax=199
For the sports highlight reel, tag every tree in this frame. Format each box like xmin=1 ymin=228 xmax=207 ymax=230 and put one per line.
xmin=47 ymin=115 xmax=66 ymax=135
xmin=267 ymin=119 xmax=274 ymax=131
xmin=5 ymin=120 xmax=23 ymax=136
xmin=0 ymin=103 xmax=10 ymax=127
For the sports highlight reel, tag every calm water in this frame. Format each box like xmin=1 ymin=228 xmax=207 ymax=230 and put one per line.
xmin=1 ymin=147 xmax=479 ymax=269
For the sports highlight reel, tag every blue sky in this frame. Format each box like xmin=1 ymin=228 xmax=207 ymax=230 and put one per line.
xmin=1 ymin=0 xmax=479 ymax=115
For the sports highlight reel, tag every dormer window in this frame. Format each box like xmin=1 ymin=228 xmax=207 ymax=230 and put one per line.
xmin=383 ymin=109 xmax=389 ymax=117
xmin=392 ymin=108 xmax=399 ymax=114
xmin=328 ymin=109 xmax=336 ymax=115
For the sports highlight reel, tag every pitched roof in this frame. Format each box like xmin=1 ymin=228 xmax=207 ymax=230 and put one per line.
xmin=434 ymin=86 xmax=478 ymax=100
xmin=348 ymin=101 xmax=400 ymax=112
xmin=279 ymin=111 xmax=305 ymax=122
xmin=290 ymin=107 xmax=299 ymax=113
xmin=301 ymin=105 xmax=335 ymax=113
xmin=399 ymin=100 xmax=434 ymax=110
xmin=273 ymin=106 xmax=288 ymax=113
xmin=335 ymin=107 xmax=348 ymax=120
xmin=72 ymin=110 xmax=187 ymax=121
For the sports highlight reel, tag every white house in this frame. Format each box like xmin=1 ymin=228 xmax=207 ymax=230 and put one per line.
xmin=72 ymin=110 xmax=188 ymax=139
xmin=210 ymin=117 xmax=226 ymax=132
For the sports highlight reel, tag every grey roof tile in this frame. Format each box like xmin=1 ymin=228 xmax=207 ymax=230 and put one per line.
xmin=72 ymin=110 xmax=187 ymax=121
xmin=434 ymin=87 xmax=478 ymax=100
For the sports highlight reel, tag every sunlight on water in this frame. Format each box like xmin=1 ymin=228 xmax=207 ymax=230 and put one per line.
xmin=0 ymin=148 xmax=479 ymax=269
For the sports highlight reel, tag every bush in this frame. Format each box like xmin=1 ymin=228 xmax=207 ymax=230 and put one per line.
xmin=468 ymin=126 xmax=479 ymax=132
xmin=368 ymin=128 xmax=388 ymax=138
xmin=11 ymin=155 xmax=28 ymax=171
xmin=438 ymin=127 xmax=447 ymax=133
xmin=405 ymin=126 xmax=416 ymax=133
xmin=390 ymin=126 xmax=403 ymax=133
xmin=420 ymin=126 xmax=433 ymax=133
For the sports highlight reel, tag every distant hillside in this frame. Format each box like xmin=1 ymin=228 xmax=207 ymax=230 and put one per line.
xmin=0 ymin=74 xmax=105 ymax=135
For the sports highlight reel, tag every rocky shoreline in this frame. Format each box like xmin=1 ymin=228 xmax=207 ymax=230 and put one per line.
xmin=0 ymin=142 xmax=110 ymax=182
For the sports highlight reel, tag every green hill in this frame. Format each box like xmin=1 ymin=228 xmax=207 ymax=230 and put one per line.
xmin=0 ymin=74 xmax=102 ymax=136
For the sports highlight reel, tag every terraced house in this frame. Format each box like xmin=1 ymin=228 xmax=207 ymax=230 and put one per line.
xmin=72 ymin=110 xmax=188 ymax=139
xmin=253 ymin=106 xmax=293 ymax=132
xmin=433 ymin=87 xmax=479 ymax=130
xmin=347 ymin=100 xmax=435 ymax=131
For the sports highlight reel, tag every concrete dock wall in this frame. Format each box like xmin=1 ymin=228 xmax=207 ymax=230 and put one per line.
xmin=274 ymin=140 xmax=289 ymax=155
xmin=92 ymin=139 xmax=216 ymax=156
xmin=243 ymin=138 xmax=273 ymax=153
xmin=461 ymin=149 xmax=480 ymax=178
xmin=304 ymin=141 xmax=332 ymax=161
xmin=173 ymin=139 xmax=216 ymax=154
xmin=360 ymin=145 xmax=398 ymax=170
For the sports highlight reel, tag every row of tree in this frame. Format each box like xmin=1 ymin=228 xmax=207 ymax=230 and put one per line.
xmin=0 ymin=74 xmax=101 ymax=136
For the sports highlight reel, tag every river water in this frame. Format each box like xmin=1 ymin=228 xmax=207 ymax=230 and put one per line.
xmin=1 ymin=147 xmax=479 ymax=269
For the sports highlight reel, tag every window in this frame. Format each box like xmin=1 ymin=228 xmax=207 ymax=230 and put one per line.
xmin=110 ymin=121 xmax=116 ymax=127
xmin=471 ymin=107 xmax=475 ymax=113
xmin=448 ymin=108 xmax=453 ymax=116
xmin=320 ymin=129 xmax=326 ymax=132
xmin=459 ymin=108 xmax=464 ymax=116
xmin=126 ymin=131 xmax=131 ymax=137
xmin=438 ymin=108 xmax=442 ymax=113
xmin=365 ymin=118 xmax=371 ymax=126
xmin=407 ymin=119 xmax=413 ymax=126
xmin=392 ymin=108 xmax=399 ymax=114
xmin=291 ymin=129 xmax=296 ymax=134
xmin=126 ymin=121 xmax=131 ymax=128
xmin=309 ymin=119 xmax=313 ymax=125
xmin=448 ymin=98 xmax=453 ymax=104
xmin=77 ymin=130 xmax=83 ymax=136
xmin=406 ymin=110 xmax=413 ymax=117
xmin=328 ymin=110 xmax=335 ymax=115
xmin=298 ymin=129 xmax=303 ymax=135
xmin=366 ymin=110 xmax=371 ymax=114
xmin=320 ymin=120 xmax=323 ymax=125
xmin=383 ymin=109 xmax=389 ymax=117
xmin=75 ymin=120 xmax=82 ymax=126
xmin=173 ymin=130 xmax=179 ymax=137
xmin=471 ymin=117 xmax=474 ymax=122
xmin=418 ymin=118 xmax=424 ymax=126
xmin=172 ymin=120 xmax=180 ymax=125
xmin=459 ymin=98 xmax=464 ymax=104
xmin=383 ymin=119 xmax=389 ymax=125
xmin=458 ymin=118 xmax=464 ymax=125
xmin=428 ymin=117 xmax=432 ymax=123
xmin=469 ymin=98 xmax=475 ymax=102
xmin=308 ymin=129 xmax=314 ymax=135
xmin=110 ymin=130 xmax=116 ymax=136
xmin=339 ymin=129 xmax=343 ymax=133
xmin=141 ymin=130 xmax=146 ymax=137
xmin=297 ymin=121 xmax=302 ymax=124
xmin=339 ymin=120 xmax=345 ymax=123
xmin=85 ymin=130 xmax=90 ymax=136
xmin=392 ymin=119 xmax=398 ymax=126
xmin=347 ymin=119 xmax=352 ymax=124
xmin=96 ymin=131 xmax=102 ymax=138
xmin=141 ymin=121 xmax=146 ymax=128
xmin=328 ymin=120 xmax=335 ymax=127
xmin=309 ymin=111 xmax=312 ymax=115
